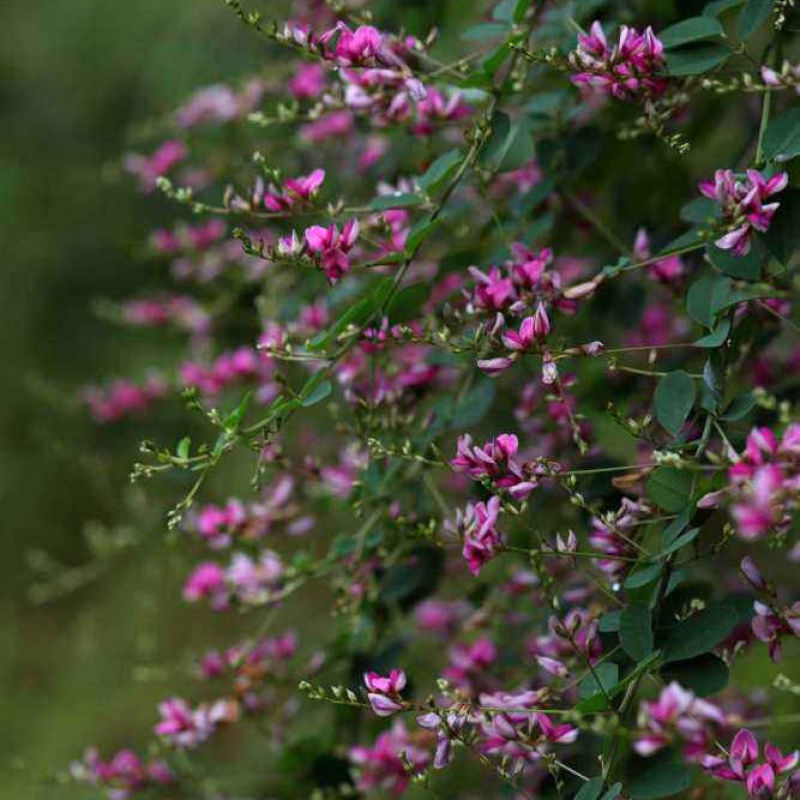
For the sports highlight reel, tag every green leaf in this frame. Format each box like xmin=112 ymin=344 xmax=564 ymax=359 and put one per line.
xmin=418 ymin=149 xmax=462 ymax=195
xmin=662 ymin=602 xmax=739 ymax=662
xmin=223 ymin=390 xmax=253 ymax=431
xmin=625 ymin=564 xmax=663 ymax=590
xmin=721 ymin=391 xmax=757 ymax=421
xmin=575 ymin=777 xmax=604 ymax=800
xmin=513 ymin=0 xmax=535 ymax=22
xmin=176 ymin=437 xmax=191 ymax=460
xmin=481 ymin=112 xmax=536 ymax=173
xmin=660 ymin=16 xmax=723 ymax=48
xmin=307 ymin=277 xmax=393 ymax=352
xmin=405 ymin=218 xmax=440 ymax=254
xmin=450 ymin=380 xmax=496 ymax=428
xmin=706 ymin=244 xmax=762 ymax=281
xmin=492 ymin=0 xmax=516 ymax=21
xmin=658 ymin=528 xmax=699 ymax=558
xmin=300 ymin=379 xmax=332 ymax=407
xmin=704 ymin=0 xmax=745 ymax=16
xmin=665 ymin=43 xmax=730 ymax=75
xmin=601 ymin=784 xmax=623 ymax=800
xmin=694 ymin=318 xmax=731 ymax=348
xmin=765 ymin=187 xmax=800 ymax=263
xmin=647 ymin=468 xmax=693 ymax=513
xmin=369 ymin=193 xmax=425 ymax=211
xmin=661 ymin=509 xmax=690 ymax=547
xmin=579 ymin=662 xmax=619 ymax=699
xmin=483 ymin=42 xmax=512 ymax=77
xmin=738 ymin=0 xmax=775 ymax=39
xmin=461 ymin=22 xmax=508 ymax=40
xmin=761 ymin=106 xmax=800 ymax=162
xmin=686 ymin=274 xmax=720 ymax=327
xmin=386 ymin=283 xmax=429 ymax=323
xmin=627 ymin=759 xmax=692 ymax=799
xmin=679 ymin=196 xmax=719 ymax=224
xmin=660 ymin=653 xmax=730 ymax=696
xmin=659 ymin=227 xmax=705 ymax=254
xmin=598 ymin=610 xmax=621 ymax=632
xmin=654 ymin=371 xmax=696 ymax=437
xmin=620 ymin=603 xmax=654 ymax=661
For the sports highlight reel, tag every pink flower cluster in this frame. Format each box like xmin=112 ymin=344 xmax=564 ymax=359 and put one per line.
xmin=123 ymin=140 xmax=186 ymax=192
xmin=445 ymin=495 xmax=504 ymax=575
xmin=700 ymin=425 xmax=800 ymax=540
xmin=180 ymin=346 xmax=277 ymax=400
xmin=182 ymin=549 xmax=284 ymax=610
xmin=349 ymin=720 xmax=430 ymax=797
xmin=231 ymin=168 xmax=325 ymax=213
xmin=175 ymin=80 xmax=264 ymax=128
xmin=450 ymin=433 xmax=540 ymax=500
xmin=83 ymin=375 xmax=167 ymax=423
xmin=589 ymin=497 xmax=649 ymax=578
xmin=364 ymin=669 xmax=408 ymax=716
xmin=70 ymin=748 xmax=172 ymax=800
xmin=699 ymin=169 xmax=788 ymax=256
xmin=569 ymin=21 xmax=668 ymax=100
xmin=635 ymin=682 xmax=726 ymax=760
xmin=151 ymin=219 xmax=227 ymax=254
xmin=278 ymin=219 xmax=360 ymax=283
xmin=702 ymin=729 xmax=798 ymax=798
xmin=154 ymin=697 xmax=234 ymax=749
xmin=121 ymin=294 xmax=210 ymax=336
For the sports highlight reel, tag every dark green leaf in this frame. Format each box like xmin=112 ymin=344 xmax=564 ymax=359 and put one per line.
xmin=706 ymin=244 xmax=763 ymax=281
xmin=765 ymin=187 xmax=800 ymax=263
xmin=513 ymin=0 xmax=535 ymax=22
xmin=461 ymin=22 xmax=508 ymax=40
xmin=627 ymin=759 xmax=692 ymax=799
xmin=659 ymin=528 xmax=699 ymax=558
xmin=492 ymin=0 xmax=516 ymax=21
xmin=721 ymin=391 xmax=757 ymax=421
xmin=660 ymin=16 xmax=723 ymax=48
xmin=761 ymin=106 xmax=800 ymax=162
xmin=405 ymin=219 xmax=441 ymax=253
xmin=686 ymin=274 xmax=720 ymax=327
xmin=704 ymin=0 xmax=745 ymax=16
xmin=738 ymin=0 xmax=775 ymax=39
xmin=662 ymin=602 xmax=739 ymax=662
xmin=660 ymin=653 xmax=729 ymax=696
xmin=647 ymin=468 xmax=693 ymax=513
xmin=223 ymin=390 xmax=253 ymax=430
xmin=679 ymin=196 xmax=719 ymax=224
xmin=620 ymin=603 xmax=654 ymax=661
xmin=661 ymin=510 xmax=690 ymax=547
xmin=625 ymin=564 xmax=663 ymax=590
xmin=579 ymin=662 xmax=619 ymax=699
xmin=418 ymin=149 xmax=462 ymax=195
xmin=601 ymin=784 xmax=623 ymax=800
xmin=598 ymin=610 xmax=621 ymax=632
xmin=665 ymin=43 xmax=730 ymax=75
xmin=386 ymin=283 xmax=429 ymax=323
xmin=575 ymin=777 xmax=604 ymax=800
xmin=654 ymin=371 xmax=696 ymax=437
xmin=694 ymin=318 xmax=731 ymax=348
xmin=369 ymin=193 xmax=425 ymax=211
xmin=300 ymin=379 xmax=332 ymax=407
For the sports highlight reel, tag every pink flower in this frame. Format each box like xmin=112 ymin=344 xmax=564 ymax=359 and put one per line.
xmin=569 ymin=21 xmax=668 ymax=101
xmin=182 ymin=562 xmax=228 ymax=610
xmin=288 ymin=63 xmax=327 ymax=99
xmin=364 ymin=669 xmax=408 ymax=716
xmin=451 ymin=495 xmax=504 ymax=576
xmin=123 ymin=140 xmax=186 ymax=192
xmin=154 ymin=698 xmax=219 ymax=749
xmin=304 ymin=219 xmax=359 ymax=283
xmin=699 ymin=169 xmax=788 ymax=256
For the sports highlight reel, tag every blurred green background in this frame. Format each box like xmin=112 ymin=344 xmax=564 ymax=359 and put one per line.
xmin=2 ymin=1 xmax=798 ymax=798
xmin=0 ymin=2 xmax=273 ymax=796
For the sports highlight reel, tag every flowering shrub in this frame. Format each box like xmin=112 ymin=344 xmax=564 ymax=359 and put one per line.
xmin=54 ymin=0 xmax=800 ymax=798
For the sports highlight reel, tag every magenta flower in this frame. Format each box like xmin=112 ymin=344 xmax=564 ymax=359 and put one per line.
xmin=569 ymin=21 xmax=668 ymax=101
xmin=364 ymin=669 xmax=407 ymax=716
xmin=699 ymin=169 xmax=788 ymax=256
xmin=304 ymin=219 xmax=360 ymax=283
xmin=450 ymin=495 xmax=504 ymax=576
xmin=182 ymin=562 xmax=228 ymax=610
xmin=123 ymin=139 xmax=186 ymax=192
xmin=154 ymin=698 xmax=220 ymax=749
